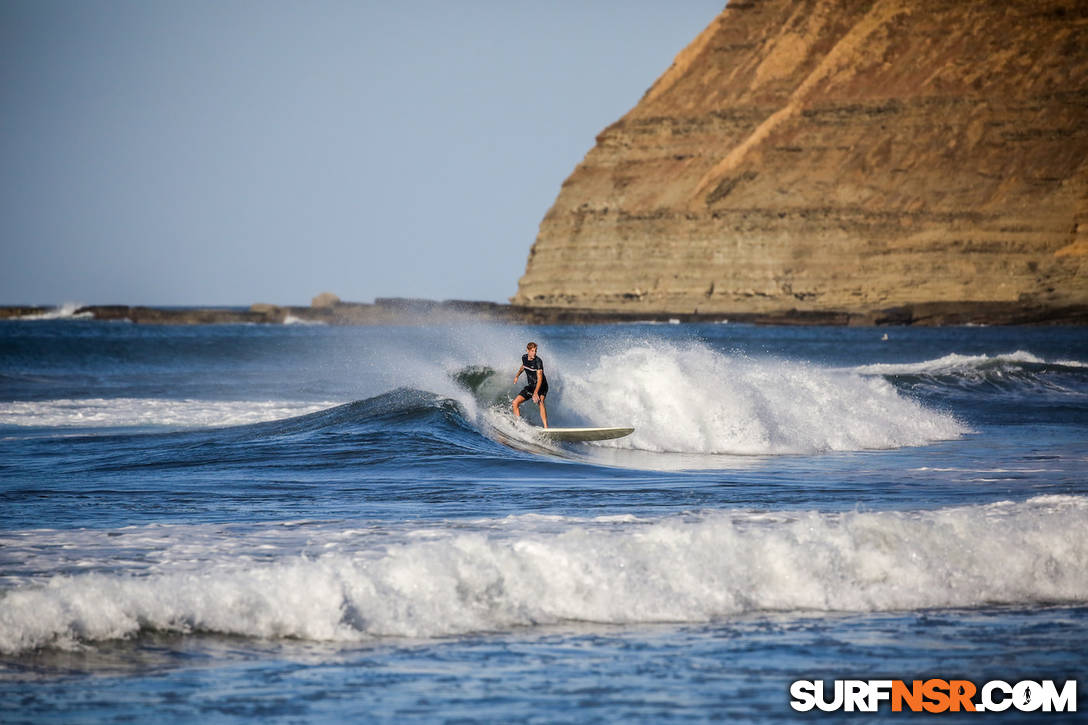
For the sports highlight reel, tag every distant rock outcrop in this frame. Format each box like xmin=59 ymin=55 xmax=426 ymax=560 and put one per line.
xmin=311 ymin=292 xmax=341 ymax=308
xmin=513 ymin=0 xmax=1088 ymax=320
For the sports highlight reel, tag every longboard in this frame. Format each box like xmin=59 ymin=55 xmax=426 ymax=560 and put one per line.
xmin=538 ymin=426 xmax=634 ymax=442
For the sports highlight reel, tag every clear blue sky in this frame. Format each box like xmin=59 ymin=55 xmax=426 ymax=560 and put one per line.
xmin=1 ymin=1 xmax=723 ymax=306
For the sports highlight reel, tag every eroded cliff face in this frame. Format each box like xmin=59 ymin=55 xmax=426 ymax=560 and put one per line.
xmin=513 ymin=0 xmax=1088 ymax=318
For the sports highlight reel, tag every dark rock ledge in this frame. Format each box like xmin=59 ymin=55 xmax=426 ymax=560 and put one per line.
xmin=1 ymin=299 xmax=1085 ymax=326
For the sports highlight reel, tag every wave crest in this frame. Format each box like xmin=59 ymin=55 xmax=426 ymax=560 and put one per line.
xmin=854 ymin=350 xmax=1087 ymax=377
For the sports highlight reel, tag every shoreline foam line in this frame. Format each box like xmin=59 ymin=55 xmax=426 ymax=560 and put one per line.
xmin=0 ymin=398 xmax=339 ymax=429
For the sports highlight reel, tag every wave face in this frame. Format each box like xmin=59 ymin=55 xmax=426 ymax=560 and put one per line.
xmin=854 ymin=350 xmax=1088 ymax=396
xmin=2 ymin=495 xmax=1086 ymax=654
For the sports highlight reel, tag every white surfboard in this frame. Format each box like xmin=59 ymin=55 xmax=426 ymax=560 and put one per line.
xmin=538 ymin=426 xmax=634 ymax=442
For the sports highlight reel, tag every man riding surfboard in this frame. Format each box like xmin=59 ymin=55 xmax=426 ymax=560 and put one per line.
xmin=513 ymin=341 xmax=548 ymax=428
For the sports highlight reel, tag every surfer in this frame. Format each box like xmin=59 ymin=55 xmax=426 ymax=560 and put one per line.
xmin=513 ymin=341 xmax=549 ymax=428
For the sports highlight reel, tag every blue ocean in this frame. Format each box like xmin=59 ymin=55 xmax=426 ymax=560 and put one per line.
xmin=1 ymin=318 xmax=1086 ymax=722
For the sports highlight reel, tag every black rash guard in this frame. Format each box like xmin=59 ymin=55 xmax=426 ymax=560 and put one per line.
xmin=520 ymin=353 xmax=548 ymax=397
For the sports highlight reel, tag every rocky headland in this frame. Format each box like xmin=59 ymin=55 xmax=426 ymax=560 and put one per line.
xmin=5 ymin=2 xmax=1087 ymax=328
xmin=511 ymin=0 xmax=1088 ymax=323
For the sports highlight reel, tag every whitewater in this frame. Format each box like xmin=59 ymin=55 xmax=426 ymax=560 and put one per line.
xmin=1 ymin=319 xmax=1085 ymax=721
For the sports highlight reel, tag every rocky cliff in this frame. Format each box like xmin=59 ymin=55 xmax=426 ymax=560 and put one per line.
xmin=512 ymin=0 xmax=1088 ymax=321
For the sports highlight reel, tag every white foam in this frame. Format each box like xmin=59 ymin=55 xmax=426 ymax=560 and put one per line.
xmin=283 ymin=315 xmax=326 ymax=326
xmin=16 ymin=303 xmax=93 ymax=320
xmin=853 ymin=350 xmax=1054 ymax=376
xmin=0 ymin=398 xmax=338 ymax=429
xmin=556 ymin=341 xmax=966 ymax=454
xmin=2 ymin=495 xmax=1086 ymax=653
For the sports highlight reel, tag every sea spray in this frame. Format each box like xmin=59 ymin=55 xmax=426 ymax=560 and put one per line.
xmin=558 ymin=341 xmax=967 ymax=454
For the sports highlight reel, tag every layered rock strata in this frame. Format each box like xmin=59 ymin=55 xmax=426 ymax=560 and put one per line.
xmin=512 ymin=0 xmax=1088 ymax=320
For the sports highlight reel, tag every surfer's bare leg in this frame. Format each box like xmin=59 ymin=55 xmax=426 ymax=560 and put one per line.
xmin=512 ymin=395 xmax=526 ymax=418
xmin=538 ymin=398 xmax=548 ymax=428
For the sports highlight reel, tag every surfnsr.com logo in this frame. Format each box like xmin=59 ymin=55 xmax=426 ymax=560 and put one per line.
xmin=790 ymin=679 xmax=1077 ymax=713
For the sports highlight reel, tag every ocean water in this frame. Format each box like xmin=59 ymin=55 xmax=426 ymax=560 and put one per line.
xmin=0 ymin=319 xmax=1085 ymax=722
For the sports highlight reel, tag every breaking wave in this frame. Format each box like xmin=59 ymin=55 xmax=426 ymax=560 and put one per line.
xmin=552 ymin=341 xmax=967 ymax=454
xmin=14 ymin=303 xmax=93 ymax=321
xmin=2 ymin=495 xmax=1086 ymax=654
xmin=2 ymin=338 xmax=969 ymax=457
xmin=852 ymin=350 xmax=1088 ymax=403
